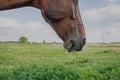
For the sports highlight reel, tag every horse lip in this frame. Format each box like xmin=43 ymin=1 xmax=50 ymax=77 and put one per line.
xmin=64 ymin=41 xmax=74 ymax=52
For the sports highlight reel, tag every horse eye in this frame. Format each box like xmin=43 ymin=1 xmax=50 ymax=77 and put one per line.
xmin=45 ymin=14 xmax=62 ymax=23
xmin=49 ymin=17 xmax=62 ymax=23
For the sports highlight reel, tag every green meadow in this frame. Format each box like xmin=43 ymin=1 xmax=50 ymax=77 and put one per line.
xmin=0 ymin=43 xmax=120 ymax=80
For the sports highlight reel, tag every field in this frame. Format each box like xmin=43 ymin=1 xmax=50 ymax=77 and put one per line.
xmin=0 ymin=43 xmax=120 ymax=80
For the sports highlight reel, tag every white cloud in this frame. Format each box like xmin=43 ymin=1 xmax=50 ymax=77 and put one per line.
xmin=106 ymin=0 xmax=118 ymax=2
xmin=82 ymin=4 xmax=120 ymax=43
xmin=105 ymin=22 xmax=120 ymax=33
xmin=82 ymin=5 xmax=120 ymax=21
xmin=103 ymin=0 xmax=119 ymax=5
xmin=0 ymin=17 xmax=19 ymax=28
xmin=0 ymin=17 xmax=62 ymax=42
xmin=86 ymin=29 xmax=103 ymax=43
xmin=85 ymin=22 xmax=120 ymax=43
xmin=103 ymin=22 xmax=120 ymax=42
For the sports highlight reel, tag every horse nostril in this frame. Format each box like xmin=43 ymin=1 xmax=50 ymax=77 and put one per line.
xmin=83 ymin=38 xmax=86 ymax=46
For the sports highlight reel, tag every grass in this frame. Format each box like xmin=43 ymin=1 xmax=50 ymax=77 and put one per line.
xmin=0 ymin=43 xmax=120 ymax=80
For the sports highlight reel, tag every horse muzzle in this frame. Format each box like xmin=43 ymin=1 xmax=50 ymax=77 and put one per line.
xmin=64 ymin=38 xmax=86 ymax=52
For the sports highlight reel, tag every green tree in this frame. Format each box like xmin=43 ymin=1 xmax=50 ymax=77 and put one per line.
xmin=43 ymin=40 xmax=46 ymax=43
xmin=18 ymin=36 xmax=28 ymax=43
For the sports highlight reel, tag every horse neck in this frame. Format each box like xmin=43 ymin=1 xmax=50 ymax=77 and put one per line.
xmin=0 ymin=0 xmax=43 ymax=11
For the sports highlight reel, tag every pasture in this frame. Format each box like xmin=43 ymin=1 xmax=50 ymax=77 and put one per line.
xmin=0 ymin=43 xmax=120 ymax=80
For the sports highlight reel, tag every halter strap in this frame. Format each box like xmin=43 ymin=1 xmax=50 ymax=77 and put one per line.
xmin=72 ymin=1 xmax=78 ymax=19
xmin=72 ymin=4 xmax=76 ymax=19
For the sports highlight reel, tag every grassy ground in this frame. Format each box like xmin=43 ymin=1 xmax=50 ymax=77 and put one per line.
xmin=0 ymin=43 xmax=120 ymax=80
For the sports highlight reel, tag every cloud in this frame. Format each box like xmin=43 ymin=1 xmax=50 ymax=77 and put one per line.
xmin=103 ymin=0 xmax=120 ymax=6
xmin=0 ymin=17 xmax=62 ymax=42
xmin=85 ymin=22 xmax=120 ymax=43
xmin=82 ymin=4 xmax=120 ymax=42
xmin=102 ymin=22 xmax=120 ymax=42
xmin=105 ymin=22 xmax=120 ymax=33
xmin=0 ymin=17 xmax=19 ymax=28
xmin=82 ymin=5 xmax=120 ymax=21
xmin=106 ymin=0 xmax=118 ymax=2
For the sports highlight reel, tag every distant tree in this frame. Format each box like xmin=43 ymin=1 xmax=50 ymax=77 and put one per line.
xmin=18 ymin=36 xmax=28 ymax=43
xmin=43 ymin=40 xmax=46 ymax=43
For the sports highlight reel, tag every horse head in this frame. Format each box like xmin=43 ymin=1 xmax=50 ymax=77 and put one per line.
xmin=39 ymin=0 xmax=86 ymax=52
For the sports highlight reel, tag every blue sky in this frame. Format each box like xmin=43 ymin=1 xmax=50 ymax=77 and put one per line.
xmin=0 ymin=0 xmax=120 ymax=43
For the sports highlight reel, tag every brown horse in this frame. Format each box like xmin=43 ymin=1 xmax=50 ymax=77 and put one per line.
xmin=0 ymin=0 xmax=86 ymax=52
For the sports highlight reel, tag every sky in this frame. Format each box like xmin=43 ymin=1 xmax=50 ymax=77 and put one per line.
xmin=0 ymin=0 xmax=120 ymax=43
